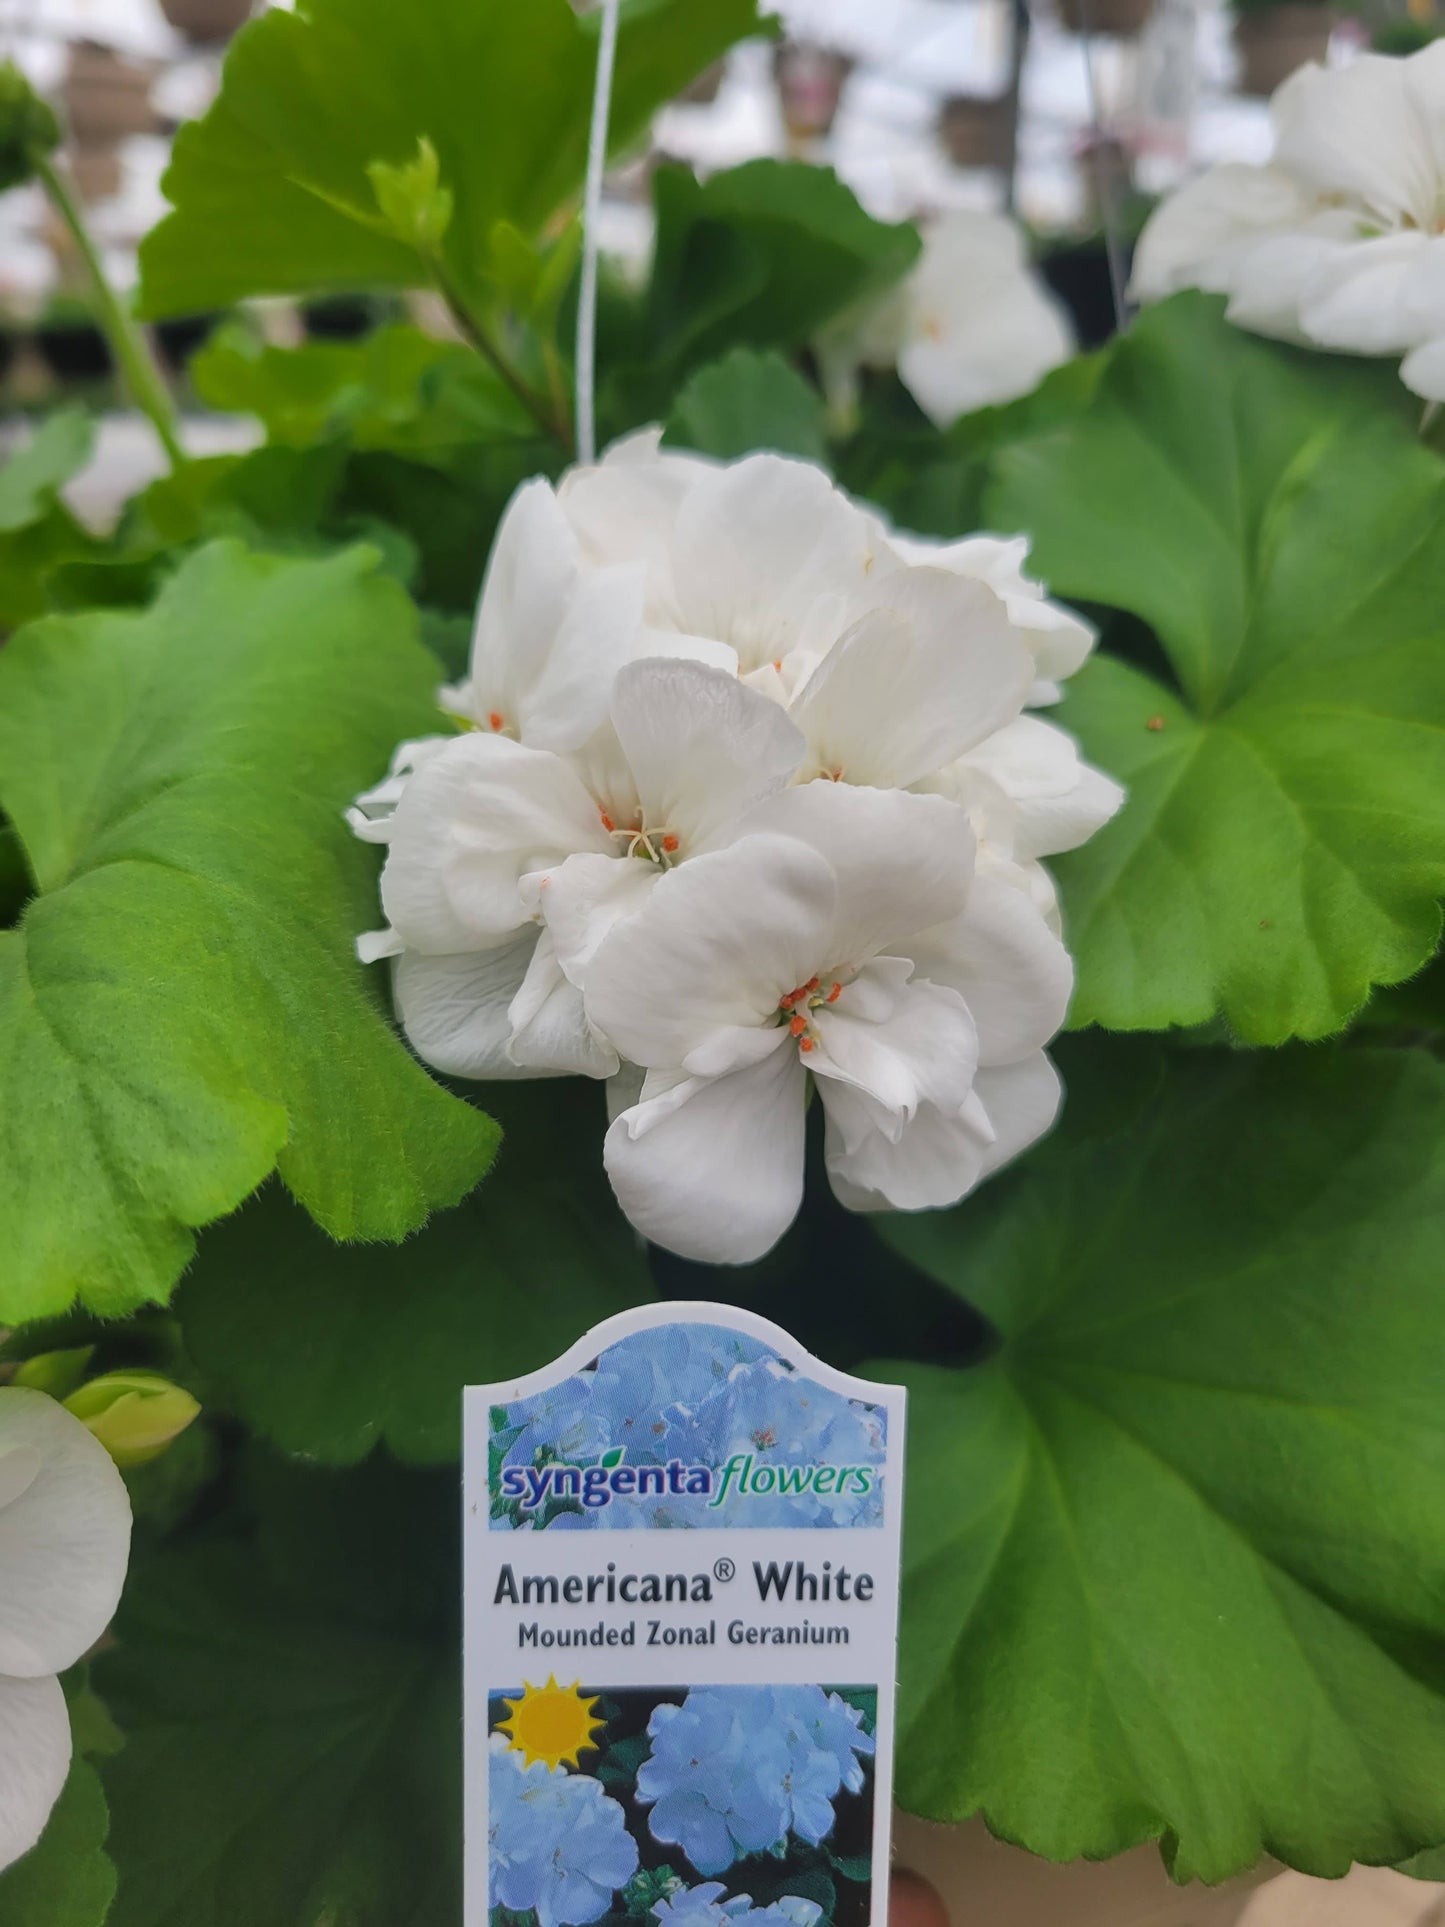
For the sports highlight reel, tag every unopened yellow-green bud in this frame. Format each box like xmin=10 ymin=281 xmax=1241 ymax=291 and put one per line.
xmin=12 ymin=1346 xmax=96 ymax=1400
xmin=0 ymin=60 xmax=61 ymax=195
xmin=367 ymin=137 xmax=453 ymax=257
xmin=63 ymin=1371 xmax=201 ymax=1469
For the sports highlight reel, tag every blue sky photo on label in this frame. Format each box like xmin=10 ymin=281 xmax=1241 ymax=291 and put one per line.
xmin=489 ymin=1324 xmax=886 ymax=1530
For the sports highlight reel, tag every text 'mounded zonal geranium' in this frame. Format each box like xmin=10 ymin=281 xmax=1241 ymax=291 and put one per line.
xmin=1132 ymin=42 xmax=1445 ymax=401
xmin=352 ymin=436 xmax=1121 ymax=1262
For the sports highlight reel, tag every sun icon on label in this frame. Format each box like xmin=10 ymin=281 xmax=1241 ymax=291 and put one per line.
xmin=497 ymin=1677 xmax=606 ymax=1771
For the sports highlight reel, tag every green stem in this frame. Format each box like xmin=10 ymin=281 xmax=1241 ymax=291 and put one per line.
xmin=35 ymin=152 xmax=186 ymax=473
xmin=433 ymin=261 xmax=574 ymax=455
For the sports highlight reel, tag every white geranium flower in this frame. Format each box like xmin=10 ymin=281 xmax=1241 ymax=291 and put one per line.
xmin=0 ymin=1388 xmax=131 ymax=1873
xmin=818 ymin=211 xmax=1074 ymax=430
xmin=1132 ymin=44 xmax=1445 ymax=401
xmin=863 ymin=531 xmax=1123 ymax=893
xmin=561 ymin=443 xmax=898 ymax=690
xmin=361 ymin=660 xmax=808 ymax=1080
xmin=587 ymin=783 xmax=1071 ymax=1264
xmin=886 ymin=531 xmax=1097 ymax=706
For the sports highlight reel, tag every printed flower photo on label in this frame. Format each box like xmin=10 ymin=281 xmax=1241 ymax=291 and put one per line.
xmin=488 ymin=1325 xmax=886 ymax=1531
xmin=487 ymin=1682 xmax=877 ymax=1927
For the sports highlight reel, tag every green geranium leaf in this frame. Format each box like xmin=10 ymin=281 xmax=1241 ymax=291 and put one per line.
xmin=178 ymin=1082 xmax=654 ymax=1466
xmin=602 ymin=162 xmax=917 ymax=425
xmin=989 ymin=294 xmax=1445 ymax=1043
xmin=0 ymin=540 xmax=497 ymax=1323
xmin=190 ymin=322 xmax=536 ymax=457
xmin=98 ymin=1463 xmax=461 ymax=1927
xmin=138 ymin=0 xmax=766 ymax=318
xmin=0 ymin=1758 xmax=115 ymax=1926
xmin=872 ymin=1047 xmax=1445 ymax=1882
xmin=666 ymin=348 xmax=827 ymax=462
xmin=0 ymin=407 xmax=93 ymax=532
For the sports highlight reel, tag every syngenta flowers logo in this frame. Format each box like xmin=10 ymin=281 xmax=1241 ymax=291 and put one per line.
xmin=497 ymin=1447 xmax=875 ymax=1514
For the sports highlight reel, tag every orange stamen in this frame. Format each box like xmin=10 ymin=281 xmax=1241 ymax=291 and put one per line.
xmin=799 ymin=1036 xmax=815 ymax=1052
xmin=488 ymin=711 xmax=504 ymax=732
xmin=806 ymin=977 xmax=820 ymax=993
xmin=662 ymin=834 xmax=679 ymax=853
xmin=789 ymin=1014 xmax=807 ymax=1037
xmin=826 ymin=982 xmax=841 ymax=1003
xmin=600 ymin=811 xmax=616 ymax=833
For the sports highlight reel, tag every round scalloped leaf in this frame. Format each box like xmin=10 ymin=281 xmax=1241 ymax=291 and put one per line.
xmin=0 ymin=541 xmax=496 ymax=1322
xmin=990 ymin=295 xmax=1445 ymax=1044
xmin=873 ymin=1047 xmax=1445 ymax=1881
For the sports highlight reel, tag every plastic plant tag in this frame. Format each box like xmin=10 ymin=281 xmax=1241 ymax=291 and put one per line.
xmin=464 ymin=1301 xmax=907 ymax=1927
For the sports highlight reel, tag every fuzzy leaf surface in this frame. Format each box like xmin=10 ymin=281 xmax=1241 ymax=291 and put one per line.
xmin=874 ymin=1048 xmax=1445 ymax=1881
xmin=991 ymin=296 xmax=1445 ymax=1042
xmin=0 ymin=541 xmax=496 ymax=1321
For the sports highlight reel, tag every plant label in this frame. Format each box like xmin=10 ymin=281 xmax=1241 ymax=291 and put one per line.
xmin=464 ymin=1301 xmax=907 ymax=1927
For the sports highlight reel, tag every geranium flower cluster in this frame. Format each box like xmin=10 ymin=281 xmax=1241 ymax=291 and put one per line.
xmin=354 ymin=435 xmax=1121 ymax=1263
xmin=492 ymin=1326 xmax=884 ymax=1530
xmin=1133 ymin=43 xmax=1445 ymax=402
xmin=489 ymin=1734 xmax=639 ymax=1927
xmin=636 ymin=1686 xmax=875 ymax=1876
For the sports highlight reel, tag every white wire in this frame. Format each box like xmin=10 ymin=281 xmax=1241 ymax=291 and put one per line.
xmin=576 ymin=0 xmax=622 ymax=468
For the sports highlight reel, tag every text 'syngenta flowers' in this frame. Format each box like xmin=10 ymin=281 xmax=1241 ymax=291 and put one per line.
xmin=1132 ymin=43 xmax=1445 ymax=402
xmin=353 ymin=437 xmax=1122 ymax=1264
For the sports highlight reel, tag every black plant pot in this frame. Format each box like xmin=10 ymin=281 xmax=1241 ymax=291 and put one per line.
xmin=302 ymin=295 xmax=378 ymax=343
xmin=155 ymin=313 xmax=223 ymax=373
xmin=1040 ymin=239 xmax=1135 ymax=349
xmin=0 ymin=332 xmax=17 ymax=388
xmin=36 ymin=321 xmax=114 ymax=382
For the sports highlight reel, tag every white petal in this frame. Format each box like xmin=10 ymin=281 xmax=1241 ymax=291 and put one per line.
xmin=906 ymin=874 xmax=1073 ymax=1067
xmin=789 ymin=568 xmax=1033 ymax=786
xmin=394 ymin=936 xmax=542 ymax=1080
xmin=950 ymin=715 xmax=1124 ymax=861
xmin=610 ymin=658 xmax=805 ymax=854
xmin=0 ymin=1389 xmax=130 ymax=1678
xmin=1130 ymin=164 xmax=1315 ymax=303
xmin=975 ymin=1052 xmax=1064 ymax=1176
xmin=583 ymin=836 xmax=837 ymax=1073
xmin=1273 ymin=53 xmax=1434 ymax=230
xmin=557 ymin=429 xmax=713 ymax=622
xmin=898 ymin=212 xmax=1073 ymax=425
xmin=507 ymin=929 xmax=618 ymax=1079
xmin=349 ymin=736 xmax=454 ymax=843
xmin=1402 ymin=335 xmax=1445 ymax=403
xmin=604 ymin=1047 xmax=806 ymax=1263
xmin=889 ymin=531 xmax=1096 ymax=692
xmin=812 ymin=968 xmax=980 ymax=1129
xmin=526 ymin=853 xmax=660 ymax=988
xmin=824 ymin=1087 xmax=991 ymax=1213
xmin=380 ymin=734 xmax=609 ymax=953
xmin=668 ymin=455 xmax=889 ymax=673
xmin=0 ymin=1673 xmax=70 ymax=1875
xmin=737 ymin=783 xmax=975 ymax=968
xmin=464 ymin=478 xmax=648 ymax=753
xmin=1221 ymin=212 xmax=1365 ymax=339
xmin=1297 ymin=231 xmax=1432 ymax=355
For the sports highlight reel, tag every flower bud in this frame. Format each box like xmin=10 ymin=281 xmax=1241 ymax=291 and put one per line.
xmin=12 ymin=1345 xmax=96 ymax=1400
xmin=0 ymin=60 xmax=62 ymax=194
xmin=367 ymin=137 xmax=453 ymax=257
xmin=63 ymin=1371 xmax=201 ymax=1470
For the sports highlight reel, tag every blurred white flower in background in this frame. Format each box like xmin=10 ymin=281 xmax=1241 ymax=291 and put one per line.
xmin=354 ymin=434 xmax=1121 ymax=1262
xmin=818 ymin=210 xmax=1075 ymax=428
xmin=0 ymin=1388 xmax=131 ymax=1873
xmin=1132 ymin=43 xmax=1445 ymax=403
